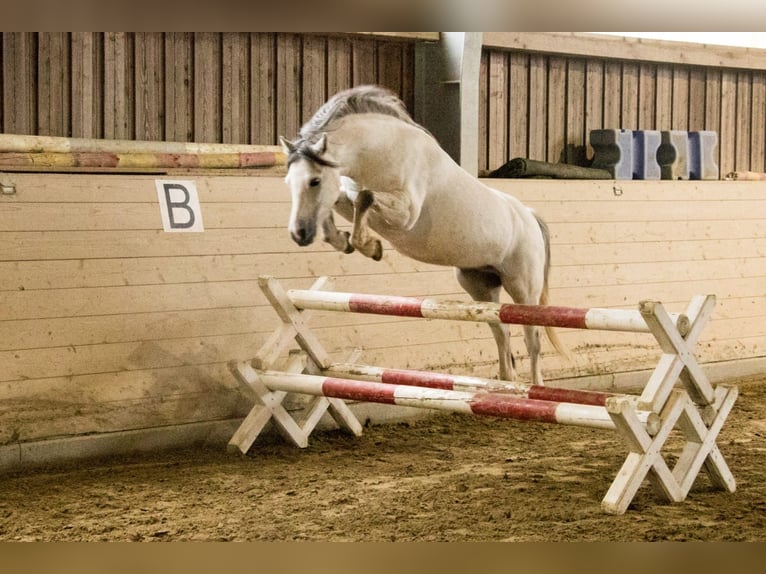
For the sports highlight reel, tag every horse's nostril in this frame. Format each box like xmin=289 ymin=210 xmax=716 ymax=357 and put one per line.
xmin=291 ymin=226 xmax=314 ymax=246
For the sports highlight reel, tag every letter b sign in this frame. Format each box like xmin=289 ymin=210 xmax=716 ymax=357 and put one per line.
xmin=156 ymin=180 xmax=205 ymax=232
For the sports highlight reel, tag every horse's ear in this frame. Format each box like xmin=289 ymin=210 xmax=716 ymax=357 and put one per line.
xmin=279 ymin=136 xmax=296 ymax=154
xmin=310 ymin=134 xmax=327 ymax=156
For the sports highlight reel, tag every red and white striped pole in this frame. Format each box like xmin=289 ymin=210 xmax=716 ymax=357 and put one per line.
xmin=286 ymin=289 xmax=690 ymax=335
xmin=324 ymin=362 xmax=626 ymax=407
xmin=256 ymin=370 xmax=657 ymax=432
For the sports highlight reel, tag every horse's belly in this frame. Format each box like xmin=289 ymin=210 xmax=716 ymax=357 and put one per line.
xmin=382 ymin=226 xmax=505 ymax=269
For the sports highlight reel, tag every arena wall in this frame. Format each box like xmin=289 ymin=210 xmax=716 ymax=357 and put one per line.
xmin=1 ymin=172 xmax=764 ymax=469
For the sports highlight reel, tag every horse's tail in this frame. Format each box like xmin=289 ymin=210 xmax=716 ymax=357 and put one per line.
xmin=534 ymin=213 xmax=574 ymax=362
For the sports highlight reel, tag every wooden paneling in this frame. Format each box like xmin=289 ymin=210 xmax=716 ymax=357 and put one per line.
xmin=71 ymin=32 xmax=103 ymax=139
xmin=163 ymin=33 xmax=192 ymax=142
xmin=479 ymin=44 xmax=766 ymax=176
xmin=3 ymin=32 xmax=765 ymax=176
xmin=104 ymin=32 xmax=135 ymax=140
xmin=1 ymin=173 xmax=765 ymax=455
xmin=3 ymin=33 xmax=37 ymax=135
xmin=483 ymin=32 xmax=766 ymax=71
xmin=37 ymin=33 xmax=70 ymax=137
xmin=0 ymin=32 xmax=417 ymax=147
xmin=135 ymin=33 xmax=164 ymax=141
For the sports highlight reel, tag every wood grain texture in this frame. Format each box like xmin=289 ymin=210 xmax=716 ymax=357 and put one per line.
xmin=1 ymin=173 xmax=765 ymax=450
xmin=2 ymin=32 xmax=764 ymax=174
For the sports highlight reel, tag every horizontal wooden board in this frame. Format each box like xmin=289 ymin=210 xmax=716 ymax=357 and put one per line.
xmin=0 ymin=252 xmax=439 ymax=292
xmin=5 ymin=196 xmax=764 ymax=232
xmin=6 ymin=174 xmax=766 ymax=203
xmin=4 ymin=236 xmax=765 ymax=293
xmin=482 ymin=32 xmax=766 ymax=71
xmin=1 ymin=219 xmax=762 ymax=262
xmin=550 ymin=238 xmax=766 ymax=266
xmin=0 ymin=202 xmax=291 ymax=231
xmin=0 ymin=270 xmax=457 ymax=321
xmin=0 ymin=173 xmax=289 ymax=203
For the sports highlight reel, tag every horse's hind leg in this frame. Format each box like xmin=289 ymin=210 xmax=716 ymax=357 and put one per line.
xmin=455 ymin=268 xmax=516 ymax=381
xmin=501 ymin=276 xmax=544 ymax=386
xmin=351 ymin=189 xmax=383 ymax=261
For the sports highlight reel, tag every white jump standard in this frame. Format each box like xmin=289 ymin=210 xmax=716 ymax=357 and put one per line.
xmin=229 ymin=275 xmax=738 ymax=515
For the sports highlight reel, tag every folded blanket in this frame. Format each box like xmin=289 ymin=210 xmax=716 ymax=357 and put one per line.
xmin=489 ymin=157 xmax=613 ymax=179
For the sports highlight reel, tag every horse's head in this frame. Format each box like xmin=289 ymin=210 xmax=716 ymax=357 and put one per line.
xmin=280 ymin=134 xmax=342 ymax=246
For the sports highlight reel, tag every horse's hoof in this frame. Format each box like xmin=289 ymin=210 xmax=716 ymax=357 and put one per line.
xmin=372 ymin=241 xmax=383 ymax=261
xmin=342 ymin=232 xmax=354 ymax=254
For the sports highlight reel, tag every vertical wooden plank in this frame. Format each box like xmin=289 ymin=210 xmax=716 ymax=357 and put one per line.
xmin=104 ymin=32 xmax=135 ymax=140
xmin=302 ymin=35 xmax=327 ymax=122
xmin=352 ymin=37 xmax=377 ymax=86
xmin=328 ymin=36 xmax=352 ymax=96
xmin=735 ymin=71 xmax=752 ymax=171
xmin=222 ymin=33 xmax=250 ymax=144
xmin=487 ymin=50 xmax=508 ymax=170
xmin=0 ymin=33 xmax=3 ymax=130
xmin=528 ymin=54 xmax=547 ymax=161
xmin=603 ymin=61 xmax=622 ymax=128
xmin=705 ymin=69 xmax=722 ymax=170
xmin=276 ymin=33 xmax=301 ymax=142
xmin=3 ymin=33 xmax=37 ymax=134
xmin=71 ymin=32 xmax=103 ymax=139
xmin=508 ymin=51 xmax=529 ymax=159
xmin=546 ymin=56 xmax=566 ymax=164
xmin=565 ymin=58 xmax=585 ymax=164
xmin=377 ymin=42 xmax=403 ymax=96
xmin=251 ymin=33 xmax=276 ymax=144
xmin=705 ymin=69 xmax=722 ymax=131
xmin=478 ymin=50 xmax=489 ymax=172
xmin=584 ymin=59 xmax=603 ymax=162
xmin=400 ymin=43 xmax=416 ymax=112
xmin=719 ymin=70 xmax=737 ymax=175
xmin=688 ymin=67 xmax=706 ymax=131
xmin=37 ymin=32 xmax=70 ymax=137
xmin=164 ymin=32 xmax=193 ymax=142
xmin=671 ymin=67 xmax=690 ymax=130
xmin=135 ymin=33 xmax=164 ymax=141
xmin=637 ymin=63 xmax=656 ymax=129
xmin=194 ymin=32 xmax=222 ymax=143
xmin=655 ymin=65 xmax=672 ymax=130
xmin=621 ymin=62 xmax=639 ymax=129
xmin=750 ymin=72 xmax=766 ymax=173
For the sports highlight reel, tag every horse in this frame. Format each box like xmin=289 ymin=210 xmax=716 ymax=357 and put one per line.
xmin=280 ymin=85 xmax=568 ymax=385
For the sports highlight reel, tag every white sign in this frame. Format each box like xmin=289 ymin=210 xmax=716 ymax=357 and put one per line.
xmin=155 ymin=180 xmax=204 ymax=232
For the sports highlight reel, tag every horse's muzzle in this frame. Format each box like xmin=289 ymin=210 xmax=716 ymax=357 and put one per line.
xmin=291 ymin=224 xmax=316 ymax=246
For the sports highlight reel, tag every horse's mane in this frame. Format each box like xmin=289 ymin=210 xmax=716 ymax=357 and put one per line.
xmin=285 ymin=85 xmax=431 ymax=167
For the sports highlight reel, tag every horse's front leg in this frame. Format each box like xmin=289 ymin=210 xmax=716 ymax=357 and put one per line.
xmin=351 ymin=189 xmax=383 ymax=261
xmin=321 ymin=212 xmax=354 ymax=254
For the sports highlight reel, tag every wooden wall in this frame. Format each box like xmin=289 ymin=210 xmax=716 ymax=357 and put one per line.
xmin=0 ymin=32 xmax=418 ymax=146
xmin=2 ymin=172 xmax=765 ymax=469
xmin=3 ymin=32 xmax=766 ymax=176
xmin=478 ymin=44 xmax=766 ymax=176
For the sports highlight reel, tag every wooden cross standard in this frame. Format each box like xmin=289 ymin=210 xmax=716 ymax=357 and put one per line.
xmin=228 ymin=275 xmax=737 ymax=515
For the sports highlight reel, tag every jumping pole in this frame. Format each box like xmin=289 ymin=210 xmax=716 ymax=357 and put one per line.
xmin=227 ymin=275 xmax=737 ymax=515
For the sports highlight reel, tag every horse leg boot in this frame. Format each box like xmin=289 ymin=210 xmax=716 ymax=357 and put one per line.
xmin=455 ymin=268 xmax=516 ymax=381
xmin=351 ymin=189 xmax=383 ymax=261
xmin=321 ymin=212 xmax=354 ymax=254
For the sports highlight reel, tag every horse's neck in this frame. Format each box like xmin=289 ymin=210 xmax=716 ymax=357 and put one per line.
xmin=328 ymin=115 xmax=437 ymax=186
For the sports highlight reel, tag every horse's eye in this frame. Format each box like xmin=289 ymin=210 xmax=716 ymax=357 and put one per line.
xmin=309 ymin=178 xmax=321 ymax=188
